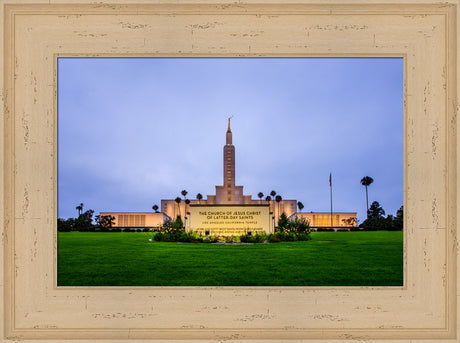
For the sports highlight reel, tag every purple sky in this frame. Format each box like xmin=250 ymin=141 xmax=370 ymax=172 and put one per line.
xmin=58 ymin=57 xmax=403 ymax=223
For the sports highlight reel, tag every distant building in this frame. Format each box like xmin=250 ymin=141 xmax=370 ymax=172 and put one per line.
xmin=290 ymin=212 xmax=357 ymax=229
xmin=99 ymin=212 xmax=170 ymax=229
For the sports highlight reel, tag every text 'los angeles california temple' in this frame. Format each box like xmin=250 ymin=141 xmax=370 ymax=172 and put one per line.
xmin=101 ymin=118 xmax=357 ymax=235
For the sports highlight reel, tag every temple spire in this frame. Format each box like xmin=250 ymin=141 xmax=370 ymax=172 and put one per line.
xmin=223 ymin=117 xmax=235 ymax=189
xmin=226 ymin=116 xmax=233 ymax=145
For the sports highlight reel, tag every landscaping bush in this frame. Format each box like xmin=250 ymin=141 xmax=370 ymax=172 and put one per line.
xmin=267 ymin=234 xmax=281 ymax=243
xmin=240 ymin=233 xmax=267 ymax=243
xmin=203 ymin=236 xmax=219 ymax=243
xmin=275 ymin=214 xmax=311 ymax=239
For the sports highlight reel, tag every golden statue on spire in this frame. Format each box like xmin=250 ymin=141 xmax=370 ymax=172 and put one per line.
xmin=227 ymin=115 xmax=233 ymax=131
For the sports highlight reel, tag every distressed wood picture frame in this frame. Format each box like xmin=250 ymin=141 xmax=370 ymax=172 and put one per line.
xmin=1 ymin=0 xmax=458 ymax=342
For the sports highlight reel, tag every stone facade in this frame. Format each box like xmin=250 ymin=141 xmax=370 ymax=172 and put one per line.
xmin=290 ymin=212 xmax=358 ymax=228
xmin=99 ymin=212 xmax=170 ymax=228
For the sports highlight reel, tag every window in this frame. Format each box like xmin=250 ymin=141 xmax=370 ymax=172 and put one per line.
xmin=118 ymin=214 xmax=146 ymax=227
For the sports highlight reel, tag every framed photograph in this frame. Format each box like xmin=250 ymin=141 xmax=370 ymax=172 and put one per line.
xmin=1 ymin=0 xmax=458 ymax=341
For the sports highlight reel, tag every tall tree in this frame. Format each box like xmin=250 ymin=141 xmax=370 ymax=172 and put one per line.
xmin=275 ymin=195 xmax=282 ymax=219
xmin=76 ymin=203 xmax=84 ymax=217
xmin=175 ymin=197 xmax=181 ymax=218
xmin=394 ymin=205 xmax=404 ymax=230
xmin=152 ymin=204 xmax=159 ymax=213
xmin=96 ymin=214 xmax=115 ymax=228
xmin=360 ymin=176 xmax=374 ymax=218
xmin=257 ymin=192 xmax=264 ymax=203
xmin=368 ymin=201 xmax=385 ymax=219
xmin=181 ymin=190 xmax=188 ymax=200
xmin=196 ymin=193 xmax=203 ymax=204
xmin=297 ymin=201 xmax=304 ymax=213
xmin=184 ymin=199 xmax=191 ymax=222
xmin=74 ymin=209 xmax=94 ymax=231
xmin=270 ymin=190 xmax=276 ymax=215
xmin=265 ymin=195 xmax=271 ymax=203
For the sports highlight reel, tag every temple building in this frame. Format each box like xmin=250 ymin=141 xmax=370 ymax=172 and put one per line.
xmin=160 ymin=117 xmax=298 ymax=224
xmin=100 ymin=118 xmax=357 ymax=230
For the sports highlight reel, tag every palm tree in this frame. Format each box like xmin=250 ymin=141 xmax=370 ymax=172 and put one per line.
xmin=76 ymin=203 xmax=84 ymax=217
xmin=196 ymin=193 xmax=203 ymax=204
xmin=175 ymin=197 xmax=182 ymax=218
xmin=257 ymin=192 xmax=264 ymax=204
xmin=152 ymin=204 xmax=159 ymax=213
xmin=275 ymin=195 xmax=282 ymax=219
xmin=297 ymin=201 xmax=304 ymax=213
xmin=360 ymin=176 xmax=374 ymax=218
xmin=265 ymin=195 xmax=271 ymax=203
xmin=270 ymin=190 xmax=276 ymax=216
xmin=181 ymin=190 xmax=188 ymax=200
xmin=184 ymin=199 xmax=191 ymax=223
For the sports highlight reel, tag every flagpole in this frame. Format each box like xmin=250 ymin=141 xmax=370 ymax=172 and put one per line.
xmin=330 ymin=173 xmax=333 ymax=229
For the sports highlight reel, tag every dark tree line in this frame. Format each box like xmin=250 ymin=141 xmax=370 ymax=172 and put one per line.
xmin=359 ymin=202 xmax=403 ymax=231
xmin=57 ymin=208 xmax=116 ymax=232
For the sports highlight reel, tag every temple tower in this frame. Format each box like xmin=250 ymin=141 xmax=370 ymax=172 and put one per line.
xmin=214 ymin=117 xmax=245 ymax=204
xmin=224 ymin=117 xmax=235 ymax=188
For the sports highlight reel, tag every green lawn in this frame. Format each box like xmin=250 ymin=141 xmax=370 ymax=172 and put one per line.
xmin=57 ymin=231 xmax=403 ymax=286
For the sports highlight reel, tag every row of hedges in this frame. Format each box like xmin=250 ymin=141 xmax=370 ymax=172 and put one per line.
xmin=149 ymin=215 xmax=313 ymax=243
xmin=151 ymin=230 xmax=311 ymax=243
xmin=58 ymin=224 xmax=152 ymax=232
xmin=316 ymin=227 xmax=362 ymax=232
xmin=315 ymin=227 xmax=402 ymax=232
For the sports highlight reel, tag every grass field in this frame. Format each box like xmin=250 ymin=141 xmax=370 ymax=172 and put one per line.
xmin=57 ymin=231 xmax=403 ymax=286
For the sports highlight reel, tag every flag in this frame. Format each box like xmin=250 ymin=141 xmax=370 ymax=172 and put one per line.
xmin=329 ymin=173 xmax=332 ymax=187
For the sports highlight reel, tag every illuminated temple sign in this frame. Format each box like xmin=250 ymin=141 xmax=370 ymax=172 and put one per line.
xmin=188 ymin=205 xmax=272 ymax=236
xmin=100 ymin=118 xmax=357 ymax=232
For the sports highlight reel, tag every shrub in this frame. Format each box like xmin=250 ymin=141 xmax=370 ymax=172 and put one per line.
xmin=276 ymin=213 xmax=290 ymax=232
xmin=151 ymin=230 xmax=207 ymax=243
xmin=57 ymin=218 xmax=73 ymax=232
xmin=267 ymin=234 xmax=281 ymax=243
xmin=157 ymin=217 xmax=186 ymax=236
xmin=276 ymin=215 xmax=311 ymax=237
xmin=240 ymin=233 xmax=268 ymax=243
xmin=287 ymin=216 xmax=311 ymax=234
xmin=203 ymin=236 xmax=219 ymax=243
